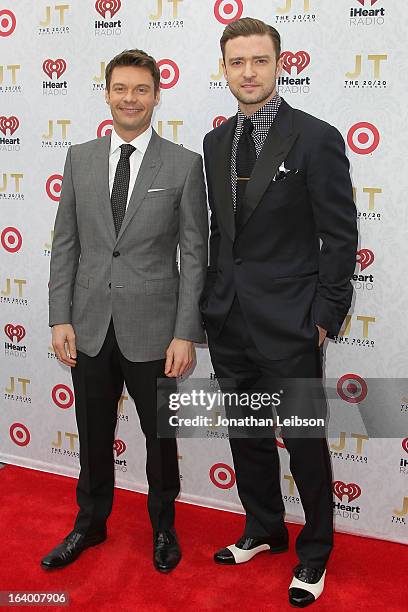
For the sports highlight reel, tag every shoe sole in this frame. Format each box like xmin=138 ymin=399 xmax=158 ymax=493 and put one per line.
xmin=40 ymin=535 xmax=107 ymax=570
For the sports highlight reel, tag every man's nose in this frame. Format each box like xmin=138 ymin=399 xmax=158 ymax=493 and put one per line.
xmin=243 ymin=61 xmax=256 ymax=79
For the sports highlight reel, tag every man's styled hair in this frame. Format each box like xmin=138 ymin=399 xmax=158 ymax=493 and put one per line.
xmin=105 ymin=49 xmax=160 ymax=93
xmin=220 ymin=17 xmax=281 ymax=61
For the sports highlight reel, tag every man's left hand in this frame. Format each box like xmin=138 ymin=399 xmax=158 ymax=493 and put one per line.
xmin=165 ymin=338 xmax=195 ymax=377
xmin=316 ymin=325 xmax=327 ymax=346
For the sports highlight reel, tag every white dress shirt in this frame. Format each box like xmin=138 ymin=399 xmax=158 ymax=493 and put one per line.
xmin=109 ymin=126 xmax=153 ymax=209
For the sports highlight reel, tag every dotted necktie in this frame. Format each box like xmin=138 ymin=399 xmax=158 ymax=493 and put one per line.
xmin=111 ymin=143 xmax=135 ymax=236
xmin=235 ymin=118 xmax=257 ymax=215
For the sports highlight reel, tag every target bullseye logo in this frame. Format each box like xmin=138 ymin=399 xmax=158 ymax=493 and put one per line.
xmin=209 ymin=462 xmax=236 ymax=489
xmin=10 ymin=423 xmax=31 ymax=446
xmin=52 ymin=384 xmax=74 ymax=409
xmin=402 ymin=438 xmax=408 ymax=455
xmin=0 ymin=9 xmax=17 ymax=37
xmin=347 ymin=122 xmax=380 ymax=155
xmin=95 ymin=0 xmax=121 ymax=19
xmin=213 ymin=0 xmax=243 ymax=24
xmin=337 ymin=374 xmax=368 ymax=404
xmin=333 ymin=480 xmax=361 ymax=503
xmin=356 ymin=248 xmax=374 ymax=271
xmin=0 ymin=116 xmax=19 ymax=136
xmin=281 ymin=51 xmax=310 ymax=75
xmin=213 ymin=116 xmax=228 ymax=128
xmin=1 ymin=227 xmax=22 ymax=253
xmin=46 ymin=174 xmax=63 ymax=202
xmin=114 ymin=439 xmax=126 ymax=456
xmin=43 ymin=58 xmax=67 ymax=80
xmin=97 ymin=119 xmax=113 ymax=138
xmin=4 ymin=324 xmax=25 ymax=343
xmin=157 ymin=59 xmax=179 ymax=89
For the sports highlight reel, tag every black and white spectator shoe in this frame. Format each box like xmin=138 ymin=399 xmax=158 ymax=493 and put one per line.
xmin=214 ymin=533 xmax=289 ymax=565
xmin=289 ymin=565 xmax=326 ymax=607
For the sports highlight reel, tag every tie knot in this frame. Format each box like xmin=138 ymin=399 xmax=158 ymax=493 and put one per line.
xmin=242 ymin=118 xmax=254 ymax=135
xmin=120 ymin=143 xmax=135 ymax=159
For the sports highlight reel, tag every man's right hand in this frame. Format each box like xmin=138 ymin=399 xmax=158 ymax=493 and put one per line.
xmin=52 ymin=324 xmax=77 ymax=367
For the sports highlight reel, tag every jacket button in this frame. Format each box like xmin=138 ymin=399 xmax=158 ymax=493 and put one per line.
xmin=234 ymin=258 xmax=243 ymax=265
xmin=108 ymin=282 xmax=111 ymax=289
xmin=113 ymin=251 xmax=120 ymax=258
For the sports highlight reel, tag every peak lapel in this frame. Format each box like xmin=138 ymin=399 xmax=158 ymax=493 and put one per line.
xmin=91 ymin=134 xmax=116 ymax=241
xmin=236 ymin=101 xmax=299 ymax=233
xmin=213 ymin=117 xmax=236 ymax=242
xmin=115 ymin=129 xmax=162 ymax=244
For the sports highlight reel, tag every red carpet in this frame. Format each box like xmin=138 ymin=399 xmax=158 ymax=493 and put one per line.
xmin=1 ymin=464 xmax=406 ymax=611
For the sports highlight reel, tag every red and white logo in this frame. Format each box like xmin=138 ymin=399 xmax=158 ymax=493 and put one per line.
xmin=46 ymin=174 xmax=63 ymax=202
xmin=209 ymin=463 xmax=236 ymax=489
xmin=347 ymin=122 xmax=380 ymax=155
xmin=95 ymin=0 xmax=121 ymax=19
xmin=52 ymin=384 xmax=74 ymax=409
xmin=114 ymin=439 xmax=126 ymax=456
xmin=213 ymin=116 xmax=228 ymax=129
xmin=4 ymin=324 xmax=25 ymax=343
xmin=1 ymin=227 xmax=22 ymax=253
xmin=356 ymin=248 xmax=374 ymax=271
xmin=337 ymin=374 xmax=368 ymax=404
xmin=402 ymin=438 xmax=408 ymax=455
xmin=10 ymin=422 xmax=30 ymax=447
xmin=333 ymin=481 xmax=362 ymax=503
xmin=43 ymin=58 xmax=67 ymax=80
xmin=0 ymin=9 xmax=17 ymax=37
xmin=157 ymin=59 xmax=179 ymax=90
xmin=0 ymin=116 xmax=19 ymax=136
xmin=97 ymin=119 xmax=113 ymax=138
xmin=281 ymin=51 xmax=311 ymax=76
xmin=357 ymin=0 xmax=379 ymax=6
xmin=213 ymin=0 xmax=243 ymax=24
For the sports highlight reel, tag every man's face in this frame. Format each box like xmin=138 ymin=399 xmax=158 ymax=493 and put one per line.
xmin=223 ymin=34 xmax=283 ymax=113
xmin=105 ymin=65 xmax=159 ymax=137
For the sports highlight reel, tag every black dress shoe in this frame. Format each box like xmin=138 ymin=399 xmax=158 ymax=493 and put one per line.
xmin=153 ymin=529 xmax=181 ymax=573
xmin=40 ymin=529 xmax=107 ymax=569
xmin=289 ymin=564 xmax=326 ymax=607
xmin=214 ymin=532 xmax=289 ymax=565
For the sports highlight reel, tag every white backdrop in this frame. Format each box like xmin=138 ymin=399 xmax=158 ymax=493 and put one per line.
xmin=1 ymin=0 xmax=408 ymax=544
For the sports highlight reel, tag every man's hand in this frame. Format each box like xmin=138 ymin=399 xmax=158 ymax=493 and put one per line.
xmin=316 ymin=325 xmax=327 ymax=347
xmin=165 ymin=338 xmax=195 ymax=378
xmin=52 ymin=324 xmax=77 ymax=367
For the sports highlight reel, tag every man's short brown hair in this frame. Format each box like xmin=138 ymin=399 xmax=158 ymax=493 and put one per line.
xmin=105 ymin=49 xmax=160 ymax=93
xmin=220 ymin=17 xmax=281 ymax=61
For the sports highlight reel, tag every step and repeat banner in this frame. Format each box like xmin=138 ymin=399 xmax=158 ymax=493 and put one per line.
xmin=1 ymin=0 xmax=407 ymax=544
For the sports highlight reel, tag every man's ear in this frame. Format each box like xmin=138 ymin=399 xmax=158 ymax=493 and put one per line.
xmin=276 ymin=55 xmax=284 ymax=80
xmin=222 ymin=60 xmax=228 ymax=82
xmin=154 ymin=89 xmax=160 ymax=107
xmin=105 ymin=88 xmax=109 ymax=105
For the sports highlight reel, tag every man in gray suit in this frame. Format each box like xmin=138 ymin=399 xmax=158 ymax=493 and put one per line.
xmin=41 ymin=49 xmax=208 ymax=573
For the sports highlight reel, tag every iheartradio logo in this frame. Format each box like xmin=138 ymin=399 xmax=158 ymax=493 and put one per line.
xmin=356 ymin=248 xmax=374 ymax=271
xmin=4 ymin=324 xmax=25 ymax=343
xmin=95 ymin=0 xmax=121 ymax=19
xmin=213 ymin=116 xmax=228 ymax=129
xmin=43 ymin=58 xmax=67 ymax=80
xmin=0 ymin=116 xmax=19 ymax=136
xmin=114 ymin=439 xmax=126 ymax=456
xmin=333 ymin=481 xmax=362 ymax=503
xmin=402 ymin=438 xmax=408 ymax=455
xmin=357 ymin=0 xmax=379 ymax=5
xmin=281 ymin=51 xmax=310 ymax=76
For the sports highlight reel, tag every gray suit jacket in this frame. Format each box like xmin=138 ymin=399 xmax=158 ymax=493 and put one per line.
xmin=49 ymin=129 xmax=208 ymax=361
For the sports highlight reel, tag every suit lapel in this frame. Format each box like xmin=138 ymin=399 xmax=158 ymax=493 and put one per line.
xmin=92 ymin=134 xmax=116 ymax=241
xmin=213 ymin=117 xmax=236 ymax=241
xmin=236 ymin=100 xmax=299 ymax=233
xmin=115 ymin=129 xmax=162 ymax=244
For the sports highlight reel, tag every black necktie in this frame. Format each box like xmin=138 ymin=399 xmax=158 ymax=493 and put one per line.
xmin=235 ymin=118 xmax=256 ymax=214
xmin=111 ymin=143 xmax=135 ymax=236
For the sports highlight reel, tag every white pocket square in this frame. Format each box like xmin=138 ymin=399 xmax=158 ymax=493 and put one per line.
xmin=148 ymin=188 xmax=166 ymax=192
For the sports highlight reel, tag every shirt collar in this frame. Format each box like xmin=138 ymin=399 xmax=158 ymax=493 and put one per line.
xmin=110 ymin=126 xmax=153 ymax=156
xmin=237 ymin=93 xmax=281 ymax=133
